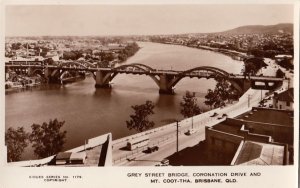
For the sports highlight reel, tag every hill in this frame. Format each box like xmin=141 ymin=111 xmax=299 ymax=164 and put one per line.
xmin=218 ymin=23 xmax=293 ymax=35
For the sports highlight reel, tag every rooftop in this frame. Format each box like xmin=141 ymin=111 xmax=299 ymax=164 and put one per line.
xmin=236 ymin=108 xmax=293 ymax=127
xmin=53 ymin=145 xmax=103 ymax=167
xmin=232 ymin=141 xmax=284 ymax=165
xmin=213 ymin=123 xmax=242 ymax=135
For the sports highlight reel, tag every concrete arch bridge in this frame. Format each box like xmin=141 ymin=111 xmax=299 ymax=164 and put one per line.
xmin=5 ymin=60 xmax=284 ymax=95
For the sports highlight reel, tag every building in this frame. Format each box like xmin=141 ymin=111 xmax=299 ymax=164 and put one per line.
xmin=205 ymin=107 xmax=293 ymax=165
xmin=273 ymin=88 xmax=294 ymax=110
xmin=6 ymin=133 xmax=112 ymax=167
xmin=275 ymin=54 xmax=293 ymax=61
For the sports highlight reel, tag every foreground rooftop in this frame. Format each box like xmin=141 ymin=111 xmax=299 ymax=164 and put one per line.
xmin=232 ymin=141 xmax=285 ymax=165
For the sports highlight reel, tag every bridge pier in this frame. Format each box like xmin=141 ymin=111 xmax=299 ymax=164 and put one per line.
xmin=44 ymin=67 xmax=53 ymax=83
xmin=158 ymin=74 xmax=175 ymax=94
xmin=27 ymin=67 xmax=33 ymax=76
xmin=95 ymin=70 xmax=112 ymax=88
xmin=243 ymin=79 xmax=251 ymax=92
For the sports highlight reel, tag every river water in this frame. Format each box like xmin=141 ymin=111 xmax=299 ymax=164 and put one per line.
xmin=5 ymin=42 xmax=243 ymax=160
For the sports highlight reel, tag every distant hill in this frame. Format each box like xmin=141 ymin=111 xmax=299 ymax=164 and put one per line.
xmin=217 ymin=23 xmax=293 ymax=35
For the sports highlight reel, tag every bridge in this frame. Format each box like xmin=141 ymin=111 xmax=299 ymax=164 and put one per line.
xmin=5 ymin=60 xmax=284 ymax=94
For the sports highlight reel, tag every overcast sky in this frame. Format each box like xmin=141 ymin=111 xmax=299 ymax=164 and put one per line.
xmin=5 ymin=4 xmax=294 ymax=36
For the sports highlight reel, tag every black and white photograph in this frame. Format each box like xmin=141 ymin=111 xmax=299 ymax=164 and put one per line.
xmin=1 ymin=0 xmax=298 ymax=187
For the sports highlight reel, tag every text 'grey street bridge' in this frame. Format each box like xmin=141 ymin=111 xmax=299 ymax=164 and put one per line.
xmin=5 ymin=60 xmax=284 ymax=94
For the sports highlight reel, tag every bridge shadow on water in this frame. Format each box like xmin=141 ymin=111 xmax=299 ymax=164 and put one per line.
xmin=155 ymin=94 xmax=177 ymax=108
xmin=93 ymin=88 xmax=113 ymax=97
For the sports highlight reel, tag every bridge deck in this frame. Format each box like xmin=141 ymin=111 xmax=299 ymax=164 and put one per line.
xmin=6 ymin=64 xmax=284 ymax=82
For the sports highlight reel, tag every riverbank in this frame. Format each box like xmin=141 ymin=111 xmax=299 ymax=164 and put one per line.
xmin=148 ymin=41 xmax=248 ymax=61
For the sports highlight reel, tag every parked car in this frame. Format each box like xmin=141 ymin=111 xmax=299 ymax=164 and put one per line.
xmin=186 ymin=129 xmax=197 ymax=135
xmin=145 ymin=146 xmax=159 ymax=153
xmin=161 ymin=159 xmax=169 ymax=165
xmin=258 ymin=104 xmax=267 ymax=107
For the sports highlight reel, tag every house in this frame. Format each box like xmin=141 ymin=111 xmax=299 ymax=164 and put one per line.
xmin=273 ymin=88 xmax=294 ymax=110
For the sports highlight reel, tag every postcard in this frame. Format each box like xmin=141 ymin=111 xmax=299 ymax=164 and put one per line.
xmin=0 ymin=0 xmax=298 ymax=187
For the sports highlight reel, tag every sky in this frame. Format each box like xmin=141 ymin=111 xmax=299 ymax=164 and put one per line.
xmin=5 ymin=4 xmax=294 ymax=36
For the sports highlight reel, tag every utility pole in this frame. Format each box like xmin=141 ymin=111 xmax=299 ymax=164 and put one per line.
xmin=163 ymin=118 xmax=181 ymax=153
xmin=248 ymin=94 xmax=251 ymax=108
xmin=176 ymin=121 xmax=179 ymax=153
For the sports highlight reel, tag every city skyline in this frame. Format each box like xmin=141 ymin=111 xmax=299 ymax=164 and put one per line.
xmin=5 ymin=4 xmax=293 ymax=36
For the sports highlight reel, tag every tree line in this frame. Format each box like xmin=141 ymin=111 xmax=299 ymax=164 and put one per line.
xmin=5 ymin=119 xmax=66 ymax=162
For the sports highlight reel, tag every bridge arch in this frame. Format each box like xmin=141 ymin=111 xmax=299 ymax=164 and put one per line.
xmin=113 ymin=63 xmax=155 ymax=71
xmin=182 ymin=66 xmax=230 ymax=76
xmin=55 ymin=61 xmax=96 ymax=79
xmin=168 ymin=66 xmax=230 ymax=88
xmin=60 ymin=71 xmax=71 ymax=80
xmin=30 ymin=69 xmax=44 ymax=77
xmin=100 ymin=63 xmax=159 ymax=86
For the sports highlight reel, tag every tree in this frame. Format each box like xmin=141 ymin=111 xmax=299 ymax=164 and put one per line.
xmin=180 ymin=91 xmax=201 ymax=118
xmin=205 ymin=89 xmax=225 ymax=109
xmin=126 ymin=100 xmax=155 ymax=132
xmin=244 ymin=58 xmax=266 ymax=76
xmin=29 ymin=119 xmax=67 ymax=158
xmin=244 ymin=62 xmax=257 ymax=76
xmin=44 ymin=58 xmax=55 ymax=65
xmin=205 ymin=76 xmax=238 ymax=108
xmin=5 ymin=127 xmax=29 ymax=162
xmin=276 ymin=69 xmax=285 ymax=78
xmin=204 ymin=89 xmax=218 ymax=109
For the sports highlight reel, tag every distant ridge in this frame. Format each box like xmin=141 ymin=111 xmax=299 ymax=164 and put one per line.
xmin=217 ymin=23 xmax=293 ymax=35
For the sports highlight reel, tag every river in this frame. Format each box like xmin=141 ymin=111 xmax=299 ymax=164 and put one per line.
xmin=5 ymin=42 xmax=243 ymax=160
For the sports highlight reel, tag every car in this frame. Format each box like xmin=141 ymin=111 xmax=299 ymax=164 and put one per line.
xmin=210 ymin=112 xmax=218 ymax=117
xmin=145 ymin=146 xmax=159 ymax=153
xmin=161 ymin=159 xmax=169 ymax=165
xmin=186 ymin=129 xmax=197 ymax=135
xmin=217 ymin=114 xmax=228 ymax=120
xmin=258 ymin=104 xmax=267 ymax=108
xmin=127 ymin=156 xmax=136 ymax=161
